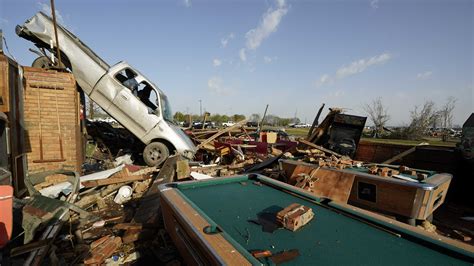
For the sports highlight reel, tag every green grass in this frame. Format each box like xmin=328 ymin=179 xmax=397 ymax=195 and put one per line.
xmin=361 ymin=137 xmax=459 ymax=147
xmin=285 ymin=127 xmax=310 ymax=137
xmin=281 ymin=126 xmax=459 ymax=147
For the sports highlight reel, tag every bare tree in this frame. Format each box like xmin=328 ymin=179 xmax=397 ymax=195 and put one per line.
xmin=406 ymin=100 xmax=438 ymax=139
xmin=439 ymin=96 xmax=456 ymax=129
xmin=363 ymin=97 xmax=390 ymax=138
xmin=85 ymin=96 xmax=104 ymax=119
xmin=249 ymin=113 xmax=261 ymax=122
xmin=439 ymin=96 xmax=456 ymax=141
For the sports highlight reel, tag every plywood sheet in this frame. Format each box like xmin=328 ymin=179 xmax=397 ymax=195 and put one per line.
xmin=311 ymin=169 xmax=355 ymax=203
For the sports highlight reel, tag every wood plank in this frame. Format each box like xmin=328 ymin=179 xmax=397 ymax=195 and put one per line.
xmin=176 ymin=159 xmax=191 ymax=180
xmin=298 ymin=138 xmax=342 ymax=158
xmin=10 ymin=239 xmax=51 ymax=257
xmin=382 ymin=143 xmax=429 ymax=164
xmin=112 ymin=223 xmax=151 ymax=230
xmin=81 ymin=174 xmax=148 ymax=188
xmin=197 ymin=119 xmax=248 ymax=149
xmin=310 ymin=169 xmax=355 ymax=203
xmin=130 ymin=155 xmax=180 ymax=225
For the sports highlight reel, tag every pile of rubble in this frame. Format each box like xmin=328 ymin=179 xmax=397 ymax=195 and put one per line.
xmin=6 ymin=163 xmax=184 ymax=265
xmin=5 ymin=117 xmax=470 ymax=264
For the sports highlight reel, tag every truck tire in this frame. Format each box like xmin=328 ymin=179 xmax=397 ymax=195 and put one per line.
xmin=32 ymin=56 xmax=52 ymax=69
xmin=32 ymin=56 xmax=65 ymax=69
xmin=143 ymin=142 xmax=169 ymax=166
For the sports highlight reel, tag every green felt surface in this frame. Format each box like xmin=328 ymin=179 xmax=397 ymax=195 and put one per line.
xmin=178 ymin=177 xmax=471 ymax=265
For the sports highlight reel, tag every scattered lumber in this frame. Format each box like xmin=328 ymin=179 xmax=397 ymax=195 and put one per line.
xmin=197 ymin=119 xmax=249 ymax=149
xmin=298 ymin=138 xmax=343 ymax=158
xmin=81 ymin=174 xmax=149 ymax=188
xmin=382 ymin=142 xmax=429 ymax=164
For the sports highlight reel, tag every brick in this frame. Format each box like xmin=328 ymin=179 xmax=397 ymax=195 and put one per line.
xmin=23 ymin=68 xmax=81 ymax=173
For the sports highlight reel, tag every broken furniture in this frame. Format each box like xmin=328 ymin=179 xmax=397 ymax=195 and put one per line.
xmin=307 ymin=108 xmax=366 ymax=158
xmin=21 ymin=169 xmax=96 ymax=265
xmin=280 ymin=159 xmax=452 ymax=225
xmin=159 ymin=174 xmax=473 ymax=265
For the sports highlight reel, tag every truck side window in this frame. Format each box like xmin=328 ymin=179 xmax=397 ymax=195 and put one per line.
xmin=115 ymin=68 xmax=138 ymax=92
xmin=136 ymin=81 xmax=159 ymax=114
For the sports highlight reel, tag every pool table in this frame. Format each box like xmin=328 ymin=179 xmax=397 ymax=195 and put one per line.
xmin=159 ymin=174 xmax=473 ymax=265
xmin=279 ymin=159 xmax=451 ymax=224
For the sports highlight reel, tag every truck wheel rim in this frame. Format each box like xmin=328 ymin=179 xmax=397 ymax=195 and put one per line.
xmin=149 ymin=148 xmax=162 ymax=163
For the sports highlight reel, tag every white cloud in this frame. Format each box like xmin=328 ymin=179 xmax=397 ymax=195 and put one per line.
xmin=221 ymin=33 xmax=235 ymax=48
xmin=417 ymin=71 xmax=433 ymax=80
xmin=335 ymin=53 xmax=391 ymax=79
xmin=208 ymin=76 xmax=232 ymax=96
xmin=276 ymin=0 xmax=286 ymax=8
xmin=263 ymin=56 xmax=278 ymax=63
xmin=370 ymin=0 xmax=379 ymax=9
xmin=239 ymin=48 xmax=247 ymax=62
xmin=314 ymin=74 xmax=332 ymax=87
xmin=0 ymin=18 xmax=8 ymax=25
xmin=245 ymin=0 xmax=288 ymax=50
xmin=314 ymin=53 xmax=392 ymax=88
xmin=38 ymin=2 xmax=65 ymax=25
xmin=184 ymin=0 xmax=192 ymax=8
xmin=332 ymin=90 xmax=345 ymax=98
xmin=213 ymin=58 xmax=222 ymax=67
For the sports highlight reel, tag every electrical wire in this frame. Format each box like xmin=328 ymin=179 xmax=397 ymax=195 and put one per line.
xmin=2 ymin=36 xmax=18 ymax=62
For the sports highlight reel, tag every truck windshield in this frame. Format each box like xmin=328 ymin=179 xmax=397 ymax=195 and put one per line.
xmin=160 ymin=93 xmax=173 ymax=122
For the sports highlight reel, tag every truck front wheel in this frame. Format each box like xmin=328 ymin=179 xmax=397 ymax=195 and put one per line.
xmin=143 ymin=142 xmax=169 ymax=166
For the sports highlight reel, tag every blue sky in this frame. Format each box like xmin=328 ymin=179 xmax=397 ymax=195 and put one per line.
xmin=1 ymin=0 xmax=472 ymax=125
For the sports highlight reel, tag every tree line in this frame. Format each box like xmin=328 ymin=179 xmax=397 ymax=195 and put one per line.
xmin=173 ymin=112 xmax=301 ymax=126
xmin=364 ymin=96 xmax=458 ymax=140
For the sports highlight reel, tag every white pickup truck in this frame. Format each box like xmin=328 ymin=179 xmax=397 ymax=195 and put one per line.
xmin=16 ymin=12 xmax=196 ymax=166
xmin=222 ymin=121 xmax=235 ymax=127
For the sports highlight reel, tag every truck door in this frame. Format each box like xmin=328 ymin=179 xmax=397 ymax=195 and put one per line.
xmin=109 ymin=68 xmax=160 ymax=139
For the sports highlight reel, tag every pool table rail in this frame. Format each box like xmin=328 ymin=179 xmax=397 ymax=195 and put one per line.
xmin=159 ymin=186 xmax=259 ymax=265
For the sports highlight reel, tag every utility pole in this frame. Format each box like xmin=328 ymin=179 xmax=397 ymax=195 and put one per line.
xmin=258 ymin=104 xmax=269 ymax=131
xmin=50 ymin=0 xmax=62 ymax=67
xmin=199 ymin=99 xmax=202 ymax=119
xmin=294 ymin=108 xmax=298 ymax=124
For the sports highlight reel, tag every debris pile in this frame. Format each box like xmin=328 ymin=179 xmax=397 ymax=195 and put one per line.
xmin=6 ymin=164 xmax=183 ymax=265
xmin=6 ymin=115 xmax=468 ymax=264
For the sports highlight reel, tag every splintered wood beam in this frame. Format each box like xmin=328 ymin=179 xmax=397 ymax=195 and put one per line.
xmin=307 ymin=103 xmax=325 ymax=139
xmin=197 ymin=119 xmax=249 ymax=149
xmin=81 ymin=175 xmax=149 ymax=188
xmin=298 ymin=138 xmax=343 ymax=158
xmin=382 ymin=142 xmax=429 ymax=165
